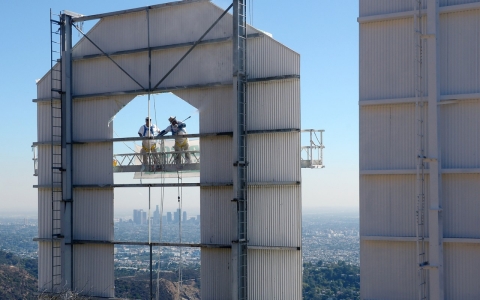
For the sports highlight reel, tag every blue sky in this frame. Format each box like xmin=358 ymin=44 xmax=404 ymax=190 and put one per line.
xmin=0 ymin=1 xmax=359 ymax=217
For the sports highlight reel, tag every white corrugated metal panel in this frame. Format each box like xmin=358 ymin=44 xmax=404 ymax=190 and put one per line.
xmin=359 ymin=0 xmax=414 ymax=18
xmin=148 ymin=2 xmax=232 ymax=48
xmin=248 ymin=249 xmax=302 ymax=300
xmin=440 ymin=0 xmax=480 ymax=8
xmin=360 ymin=104 xmax=417 ymax=170
xmin=360 ymin=241 xmax=417 ymax=300
xmin=73 ymin=54 xmax=149 ymax=96
xmin=441 ymin=101 xmax=480 ymax=168
xmin=73 ymin=189 xmax=114 ymax=240
xmin=174 ymin=86 xmax=234 ymax=133
xmin=200 ymin=187 xmax=235 ymax=244
xmin=247 ymin=36 xmax=299 ymax=79
xmin=359 ymin=19 xmax=414 ymax=101
xmin=37 ymin=145 xmax=61 ymax=186
xmin=36 ymin=63 xmax=61 ymax=100
xmin=440 ymin=10 xmax=480 ymax=95
xmin=37 ymin=102 xmax=56 ymax=143
xmin=199 ymin=136 xmax=232 ymax=183
xmin=74 ymin=244 xmax=114 ymax=298
xmin=247 ymin=132 xmax=300 ymax=182
xmin=201 ymin=248 xmax=232 ymax=300
xmin=38 ymin=241 xmax=51 ymax=292
xmin=360 ymin=175 xmax=423 ymax=237
xmin=247 ymin=80 xmax=300 ymax=130
xmin=151 ymin=42 xmax=231 ymax=89
xmin=72 ymin=11 xmax=147 ymax=57
xmin=73 ymin=144 xmax=113 ymax=185
xmin=73 ymin=43 xmax=232 ymax=96
xmin=38 ymin=188 xmax=52 ymax=237
xmin=248 ymin=186 xmax=301 ymax=247
xmin=73 ymin=96 xmax=132 ymax=140
xmin=444 ymin=243 xmax=480 ymax=299
xmin=443 ymin=174 xmax=480 ymax=239
xmin=72 ymin=2 xmax=231 ymax=58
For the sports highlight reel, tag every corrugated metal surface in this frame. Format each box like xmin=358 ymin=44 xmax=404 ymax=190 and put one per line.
xmin=73 ymin=54 xmax=149 ymax=96
xmin=38 ymin=188 xmax=52 ymax=237
xmin=36 ymin=1 xmax=302 ymax=297
xmin=174 ymin=86 xmax=234 ymax=133
xmin=444 ymin=243 xmax=480 ymax=299
xmin=360 ymin=241 xmax=418 ymax=300
xmin=38 ymin=241 xmax=51 ymax=291
xmin=248 ymin=186 xmax=301 ymax=247
xmin=37 ymin=145 xmax=61 ymax=186
xmin=360 ymin=2 xmax=480 ymax=299
xmin=440 ymin=100 xmax=480 ymax=168
xmin=199 ymin=136 xmax=232 ymax=183
xmin=440 ymin=0 xmax=480 ymax=8
xmin=360 ymin=175 xmax=424 ymax=237
xmin=360 ymin=104 xmax=417 ymax=170
xmin=148 ymin=2 xmax=232 ymax=48
xmin=37 ymin=102 xmax=55 ymax=143
xmin=151 ymin=42 xmax=231 ymax=89
xmin=360 ymin=0 xmax=415 ymax=17
xmin=74 ymin=96 xmax=132 ymax=140
xmin=200 ymin=187 xmax=235 ymax=244
xmin=73 ymin=143 xmax=113 ymax=185
xmin=73 ymin=11 xmax=148 ymax=57
xmin=201 ymin=248 xmax=232 ymax=300
xmin=73 ymin=189 xmax=114 ymax=240
xmin=74 ymin=244 xmax=114 ymax=298
xmin=443 ymin=174 xmax=480 ymax=239
xmin=72 ymin=2 xmax=230 ymax=58
xmin=248 ymin=249 xmax=302 ymax=300
xmin=247 ymin=37 xmax=300 ymax=79
xmin=247 ymin=80 xmax=300 ymax=130
xmin=247 ymin=132 xmax=300 ymax=182
xmin=359 ymin=0 xmax=478 ymax=18
xmin=440 ymin=10 xmax=480 ymax=95
xmin=359 ymin=18 xmax=415 ymax=101
xmin=36 ymin=63 xmax=61 ymax=100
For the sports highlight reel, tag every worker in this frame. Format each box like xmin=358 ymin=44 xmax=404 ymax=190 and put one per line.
xmin=158 ymin=116 xmax=191 ymax=164
xmin=138 ymin=117 xmax=160 ymax=168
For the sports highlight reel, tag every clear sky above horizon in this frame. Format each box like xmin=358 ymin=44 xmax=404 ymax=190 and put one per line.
xmin=0 ymin=0 xmax=359 ymax=218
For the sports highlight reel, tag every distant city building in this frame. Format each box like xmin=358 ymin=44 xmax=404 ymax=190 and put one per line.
xmin=133 ymin=209 xmax=142 ymax=225
xmin=167 ymin=212 xmax=172 ymax=223
xmin=183 ymin=211 xmax=187 ymax=223
xmin=173 ymin=211 xmax=179 ymax=223
xmin=153 ymin=205 xmax=160 ymax=225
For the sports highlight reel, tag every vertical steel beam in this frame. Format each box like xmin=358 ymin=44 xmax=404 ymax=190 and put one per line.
xmin=426 ymin=0 xmax=444 ymax=299
xmin=61 ymin=13 xmax=73 ymax=291
xmin=233 ymin=0 xmax=248 ymax=299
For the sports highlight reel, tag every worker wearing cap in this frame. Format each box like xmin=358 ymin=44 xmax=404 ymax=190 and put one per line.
xmin=138 ymin=117 xmax=160 ymax=167
xmin=158 ymin=116 xmax=191 ymax=164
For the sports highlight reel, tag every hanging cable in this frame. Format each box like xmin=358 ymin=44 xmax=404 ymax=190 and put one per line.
xmin=177 ymin=171 xmax=183 ymax=299
xmin=156 ymin=139 xmax=166 ymax=300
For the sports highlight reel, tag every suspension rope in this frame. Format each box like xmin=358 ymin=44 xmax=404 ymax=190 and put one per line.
xmin=156 ymin=140 xmax=166 ymax=300
xmin=177 ymin=171 xmax=183 ymax=299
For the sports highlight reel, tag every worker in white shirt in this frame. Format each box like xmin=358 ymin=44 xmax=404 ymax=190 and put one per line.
xmin=138 ymin=117 xmax=160 ymax=167
xmin=158 ymin=116 xmax=191 ymax=164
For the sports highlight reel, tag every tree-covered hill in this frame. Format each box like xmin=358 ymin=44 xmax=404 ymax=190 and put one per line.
xmin=303 ymin=260 xmax=360 ymax=300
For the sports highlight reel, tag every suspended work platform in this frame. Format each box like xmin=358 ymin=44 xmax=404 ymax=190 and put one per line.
xmin=32 ymin=129 xmax=325 ymax=176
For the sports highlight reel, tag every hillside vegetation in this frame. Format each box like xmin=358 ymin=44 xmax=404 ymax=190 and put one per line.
xmin=0 ymin=250 xmax=359 ymax=299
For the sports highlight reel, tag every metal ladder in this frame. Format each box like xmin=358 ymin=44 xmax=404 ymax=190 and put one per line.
xmin=50 ymin=9 xmax=63 ymax=293
xmin=414 ymin=1 xmax=428 ymax=299
xmin=234 ymin=0 xmax=248 ymax=299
